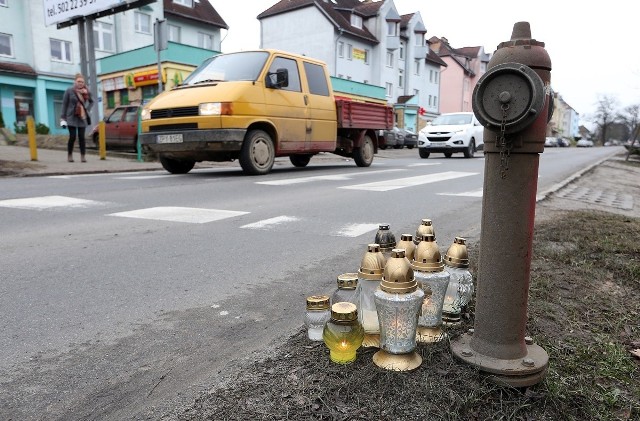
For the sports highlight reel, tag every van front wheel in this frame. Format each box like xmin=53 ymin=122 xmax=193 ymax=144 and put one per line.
xmin=240 ymin=130 xmax=275 ymax=175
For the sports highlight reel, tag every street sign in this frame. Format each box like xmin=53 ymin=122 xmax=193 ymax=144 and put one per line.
xmin=44 ymin=0 xmax=157 ymax=28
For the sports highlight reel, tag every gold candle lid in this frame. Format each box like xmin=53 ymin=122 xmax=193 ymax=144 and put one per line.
xmin=396 ymin=234 xmax=416 ymax=261
xmin=330 ymin=302 xmax=358 ymax=322
xmin=337 ymin=273 xmax=358 ymax=289
xmin=415 ymin=218 xmax=436 ymax=243
xmin=412 ymin=234 xmax=444 ymax=272
xmin=380 ymin=249 xmax=417 ymax=293
xmin=444 ymin=237 xmax=470 ymax=268
xmin=306 ymin=295 xmax=330 ymax=310
xmin=358 ymin=244 xmax=385 ymax=280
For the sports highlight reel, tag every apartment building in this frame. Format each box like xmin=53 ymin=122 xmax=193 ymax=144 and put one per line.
xmin=257 ymin=0 xmax=446 ymax=132
xmin=0 ymin=0 xmax=226 ymax=134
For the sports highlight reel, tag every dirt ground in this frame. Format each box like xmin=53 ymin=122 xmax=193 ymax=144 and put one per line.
xmin=166 ymin=156 xmax=640 ymax=420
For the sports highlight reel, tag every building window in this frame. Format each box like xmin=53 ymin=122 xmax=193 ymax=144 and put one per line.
xmin=119 ymin=89 xmax=129 ymax=105
xmin=413 ymin=89 xmax=419 ymax=97
xmin=338 ymin=41 xmax=344 ymax=58
xmin=364 ymin=49 xmax=370 ymax=64
xmin=0 ymin=33 xmax=13 ymax=57
xmin=142 ymin=85 xmax=159 ymax=101
xmin=385 ymin=82 xmax=393 ymax=97
xmin=434 ymin=96 xmax=438 ymax=108
xmin=398 ymin=69 xmax=403 ymax=88
xmin=198 ymin=32 xmax=213 ymax=49
xmin=350 ymin=14 xmax=362 ymax=29
xmin=347 ymin=44 xmax=353 ymax=60
xmin=386 ymin=51 xmax=394 ymax=67
xmin=435 ymin=71 xmax=439 ymax=83
xmin=173 ymin=0 xmax=193 ymax=6
xmin=168 ymin=24 xmax=181 ymax=42
xmin=428 ymin=95 xmax=432 ymax=106
xmin=135 ymin=12 xmax=151 ymax=34
xmin=53 ymin=94 xmax=63 ymax=124
xmin=414 ymin=60 xmax=420 ymax=75
xmin=93 ymin=21 xmax=114 ymax=52
xmin=50 ymin=39 xmax=72 ymax=62
xmin=387 ymin=21 xmax=398 ymax=36
xmin=399 ymin=43 xmax=404 ymax=60
xmin=429 ymin=70 xmax=433 ymax=83
xmin=106 ymin=91 xmax=116 ymax=109
xmin=415 ymin=35 xmax=424 ymax=46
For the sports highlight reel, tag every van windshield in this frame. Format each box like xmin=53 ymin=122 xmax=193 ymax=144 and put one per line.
xmin=430 ymin=114 xmax=472 ymax=125
xmin=182 ymin=51 xmax=270 ymax=85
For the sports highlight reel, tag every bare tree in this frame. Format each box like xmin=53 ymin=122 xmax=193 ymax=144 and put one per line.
xmin=592 ymin=95 xmax=619 ymax=145
xmin=618 ymin=104 xmax=640 ymax=142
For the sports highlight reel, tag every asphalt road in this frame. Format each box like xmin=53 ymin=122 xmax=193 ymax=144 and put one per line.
xmin=0 ymin=146 xmax=618 ymax=419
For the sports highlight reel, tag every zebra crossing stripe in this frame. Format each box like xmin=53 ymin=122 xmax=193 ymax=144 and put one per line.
xmin=339 ymin=171 xmax=478 ymax=192
xmin=240 ymin=216 xmax=300 ymax=230
xmin=256 ymin=169 xmax=404 ymax=186
xmin=0 ymin=195 xmax=104 ymax=210
xmin=108 ymin=207 xmax=249 ymax=224
xmin=438 ymin=188 xmax=484 ymax=197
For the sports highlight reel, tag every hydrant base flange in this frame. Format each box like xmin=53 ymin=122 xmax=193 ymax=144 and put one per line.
xmin=450 ymin=333 xmax=549 ymax=387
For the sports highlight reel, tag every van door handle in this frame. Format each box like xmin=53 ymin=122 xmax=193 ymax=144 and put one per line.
xmin=304 ymin=95 xmax=308 ymax=105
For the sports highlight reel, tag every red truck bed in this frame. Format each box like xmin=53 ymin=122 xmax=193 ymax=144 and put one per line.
xmin=336 ymin=99 xmax=393 ymax=130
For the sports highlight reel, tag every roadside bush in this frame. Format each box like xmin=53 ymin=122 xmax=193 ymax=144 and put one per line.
xmin=35 ymin=123 xmax=50 ymax=134
xmin=0 ymin=111 xmax=5 ymax=128
xmin=13 ymin=122 xmax=27 ymax=134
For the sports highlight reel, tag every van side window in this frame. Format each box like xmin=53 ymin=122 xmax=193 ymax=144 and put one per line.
xmin=303 ymin=62 xmax=330 ymax=96
xmin=268 ymin=57 xmax=301 ymax=92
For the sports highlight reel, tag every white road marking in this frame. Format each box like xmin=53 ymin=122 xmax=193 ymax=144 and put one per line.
xmin=408 ymin=163 xmax=442 ymax=167
xmin=0 ymin=195 xmax=104 ymax=210
xmin=256 ymin=169 xmax=404 ymax=185
xmin=240 ymin=215 xmax=300 ymax=229
xmin=438 ymin=188 xmax=484 ymax=197
xmin=115 ymin=174 xmax=175 ymax=180
xmin=339 ymin=171 xmax=478 ymax=192
xmin=332 ymin=223 xmax=380 ymax=237
xmin=108 ymin=207 xmax=249 ymax=224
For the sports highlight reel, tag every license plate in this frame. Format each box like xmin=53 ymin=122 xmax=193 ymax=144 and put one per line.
xmin=157 ymin=134 xmax=183 ymax=144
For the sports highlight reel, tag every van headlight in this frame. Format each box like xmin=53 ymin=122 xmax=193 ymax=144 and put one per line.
xmin=199 ymin=102 xmax=233 ymax=116
xmin=140 ymin=108 xmax=151 ymax=121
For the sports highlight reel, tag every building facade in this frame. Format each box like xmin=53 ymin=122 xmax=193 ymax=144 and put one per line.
xmin=0 ymin=0 xmax=226 ymax=135
xmin=257 ymin=0 xmax=445 ymax=132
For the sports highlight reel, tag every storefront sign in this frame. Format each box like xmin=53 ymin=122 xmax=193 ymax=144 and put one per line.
xmin=353 ymin=48 xmax=366 ymax=61
xmin=124 ymin=70 xmax=166 ymax=88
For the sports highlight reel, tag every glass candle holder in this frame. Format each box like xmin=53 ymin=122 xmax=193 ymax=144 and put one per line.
xmin=412 ymin=234 xmax=450 ymax=343
xmin=357 ymin=244 xmax=385 ymax=348
xmin=323 ymin=302 xmax=364 ymax=364
xmin=373 ymin=249 xmax=424 ymax=371
xmin=305 ymin=295 xmax=330 ymax=341
xmin=331 ymin=273 xmax=358 ymax=306
xmin=443 ymin=237 xmax=473 ymax=324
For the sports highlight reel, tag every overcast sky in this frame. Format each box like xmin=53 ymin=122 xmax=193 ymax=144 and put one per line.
xmin=208 ymin=0 xmax=640 ymax=125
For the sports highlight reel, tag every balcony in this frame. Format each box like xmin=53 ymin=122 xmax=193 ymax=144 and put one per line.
xmin=386 ymin=35 xmax=400 ymax=50
xmin=414 ymin=45 xmax=428 ymax=59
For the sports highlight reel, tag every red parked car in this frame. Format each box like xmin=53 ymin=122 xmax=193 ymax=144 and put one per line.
xmin=91 ymin=105 xmax=140 ymax=152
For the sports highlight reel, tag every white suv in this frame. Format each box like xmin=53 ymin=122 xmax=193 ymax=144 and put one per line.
xmin=418 ymin=112 xmax=484 ymax=158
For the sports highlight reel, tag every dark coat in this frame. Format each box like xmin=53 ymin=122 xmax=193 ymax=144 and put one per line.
xmin=61 ymin=87 xmax=94 ymax=128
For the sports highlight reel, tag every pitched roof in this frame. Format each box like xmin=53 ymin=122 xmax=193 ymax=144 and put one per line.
xmin=426 ymin=49 xmax=447 ymax=67
xmin=429 ymin=36 xmax=475 ymax=75
xmin=0 ymin=62 xmax=37 ymax=77
xmin=163 ymin=0 xmax=228 ymax=29
xmin=257 ymin=0 xmax=379 ymax=44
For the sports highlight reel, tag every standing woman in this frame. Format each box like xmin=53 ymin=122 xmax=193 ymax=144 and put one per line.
xmin=60 ymin=73 xmax=94 ymax=162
